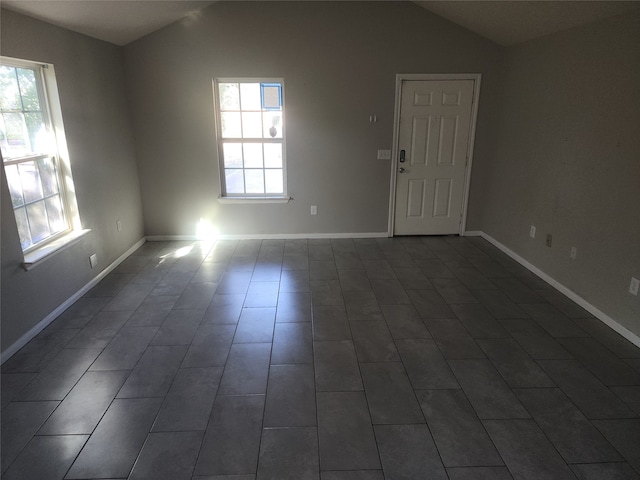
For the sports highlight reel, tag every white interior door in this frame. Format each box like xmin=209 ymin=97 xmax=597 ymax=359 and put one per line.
xmin=393 ymin=79 xmax=476 ymax=235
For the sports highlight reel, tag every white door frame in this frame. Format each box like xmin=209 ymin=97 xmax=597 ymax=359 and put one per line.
xmin=387 ymin=73 xmax=482 ymax=237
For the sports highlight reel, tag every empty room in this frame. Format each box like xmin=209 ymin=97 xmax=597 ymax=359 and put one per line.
xmin=1 ymin=1 xmax=639 ymax=479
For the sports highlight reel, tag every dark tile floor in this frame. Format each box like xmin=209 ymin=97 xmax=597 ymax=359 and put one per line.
xmin=2 ymin=236 xmax=640 ymax=480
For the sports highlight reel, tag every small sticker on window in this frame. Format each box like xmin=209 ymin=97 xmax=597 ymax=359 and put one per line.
xmin=261 ymin=83 xmax=282 ymax=110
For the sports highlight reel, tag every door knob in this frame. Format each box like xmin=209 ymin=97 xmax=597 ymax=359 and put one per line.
xmin=399 ymin=167 xmax=406 ymax=173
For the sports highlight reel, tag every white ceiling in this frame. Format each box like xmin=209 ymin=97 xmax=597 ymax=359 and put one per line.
xmin=2 ymin=0 xmax=640 ymax=47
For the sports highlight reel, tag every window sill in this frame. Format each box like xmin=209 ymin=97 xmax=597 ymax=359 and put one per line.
xmin=23 ymin=229 xmax=91 ymax=271
xmin=217 ymin=196 xmax=291 ymax=204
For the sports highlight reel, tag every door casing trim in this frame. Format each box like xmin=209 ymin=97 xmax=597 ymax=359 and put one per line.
xmin=387 ymin=73 xmax=482 ymax=237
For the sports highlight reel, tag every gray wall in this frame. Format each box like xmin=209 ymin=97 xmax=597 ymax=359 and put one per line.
xmin=480 ymin=11 xmax=640 ymax=336
xmin=1 ymin=10 xmax=145 ymax=353
xmin=124 ymin=1 xmax=503 ymax=237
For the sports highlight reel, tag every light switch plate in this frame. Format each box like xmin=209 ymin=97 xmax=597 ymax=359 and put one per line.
xmin=377 ymin=149 xmax=391 ymax=160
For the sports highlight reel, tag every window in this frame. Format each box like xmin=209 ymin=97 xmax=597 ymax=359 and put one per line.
xmin=214 ymin=79 xmax=286 ymax=199
xmin=1 ymin=56 xmax=82 ymax=264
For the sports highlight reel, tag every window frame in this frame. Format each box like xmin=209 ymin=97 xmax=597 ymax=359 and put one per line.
xmin=1 ymin=56 xmax=85 ymax=268
xmin=213 ymin=77 xmax=289 ymax=202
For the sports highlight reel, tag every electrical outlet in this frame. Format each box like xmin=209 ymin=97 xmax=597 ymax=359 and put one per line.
xmin=116 ymin=219 xmax=122 ymax=232
xmin=310 ymin=205 xmax=317 ymax=215
xmin=630 ymin=277 xmax=639 ymax=296
xmin=570 ymin=246 xmax=577 ymax=260
xmin=89 ymin=254 xmax=98 ymax=269
xmin=546 ymin=234 xmax=552 ymax=248
xmin=529 ymin=225 xmax=536 ymax=238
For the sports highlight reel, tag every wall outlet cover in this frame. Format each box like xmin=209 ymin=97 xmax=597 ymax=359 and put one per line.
xmin=546 ymin=234 xmax=552 ymax=248
xmin=570 ymin=246 xmax=577 ymax=259
xmin=529 ymin=226 xmax=536 ymax=238
xmin=630 ymin=277 xmax=639 ymax=296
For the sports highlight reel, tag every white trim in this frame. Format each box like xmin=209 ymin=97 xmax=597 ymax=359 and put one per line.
xmin=213 ymin=78 xmax=288 ymax=198
xmin=44 ymin=63 xmax=82 ymax=232
xmin=146 ymin=232 xmax=389 ymax=242
xmin=459 ymin=75 xmax=481 ymax=236
xmin=217 ymin=196 xmax=291 ymax=204
xmin=1 ymin=237 xmax=146 ymax=364
xmin=387 ymin=75 xmax=404 ymax=236
xmin=145 ymin=235 xmax=199 ymax=242
xmin=473 ymin=231 xmax=640 ymax=348
xmin=397 ymin=73 xmax=482 ymax=81
xmin=215 ymin=77 xmax=284 ymax=84
xmin=463 ymin=230 xmax=483 ymax=237
xmin=23 ymin=229 xmax=91 ymax=270
xmin=388 ymin=73 xmax=482 ymax=237
xmin=1 ymin=57 xmax=84 ymax=259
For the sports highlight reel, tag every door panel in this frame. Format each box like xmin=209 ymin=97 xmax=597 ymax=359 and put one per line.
xmin=437 ymin=116 xmax=458 ymax=166
xmin=407 ymin=179 xmax=426 ymax=218
xmin=394 ymin=79 xmax=475 ymax=235
xmin=433 ymin=178 xmax=452 ymax=217
xmin=411 ymin=117 xmax=430 ymax=166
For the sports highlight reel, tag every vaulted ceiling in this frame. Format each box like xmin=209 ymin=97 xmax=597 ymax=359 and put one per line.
xmin=2 ymin=1 xmax=639 ymax=47
xmin=415 ymin=1 xmax=640 ymax=46
xmin=1 ymin=0 xmax=215 ymax=46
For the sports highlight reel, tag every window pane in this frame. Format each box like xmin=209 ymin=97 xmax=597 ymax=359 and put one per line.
xmin=265 ymin=169 xmax=284 ymax=194
xmin=245 ymin=169 xmax=264 ymax=194
xmin=17 ymin=68 xmax=40 ymax=111
xmin=240 ymin=83 xmax=261 ymax=111
xmin=263 ymin=112 xmax=283 ymax=139
xmin=217 ymin=80 xmax=285 ymax=199
xmin=5 ymin=164 xmax=24 ymax=207
xmin=264 ymin=143 xmax=283 ymax=168
xmin=38 ymin=156 xmax=60 ymax=196
xmin=2 ymin=112 xmax=28 ymax=157
xmin=223 ymin=143 xmax=243 ymax=168
xmin=14 ymin=207 xmax=32 ymax=250
xmin=0 ymin=66 xmax=20 ymax=110
xmin=219 ymin=83 xmax=239 ymax=111
xmin=225 ymin=169 xmax=244 ymax=194
xmin=2 ymin=60 xmax=74 ymax=252
xmin=19 ymin=161 xmax=44 ymax=203
xmin=221 ymin=112 xmax=241 ymax=138
xmin=45 ymin=195 xmax=66 ymax=233
xmin=26 ymin=200 xmax=50 ymax=244
xmin=243 ymin=143 xmax=263 ymax=168
xmin=25 ymin=112 xmax=47 ymax=154
xmin=241 ymin=112 xmax=262 ymax=138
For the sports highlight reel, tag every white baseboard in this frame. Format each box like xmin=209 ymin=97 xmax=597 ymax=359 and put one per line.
xmin=145 ymin=235 xmax=198 ymax=242
xmin=463 ymin=230 xmax=483 ymax=237
xmin=475 ymin=231 xmax=640 ymax=348
xmin=146 ymin=232 xmax=390 ymax=242
xmin=1 ymin=237 xmax=146 ymax=364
